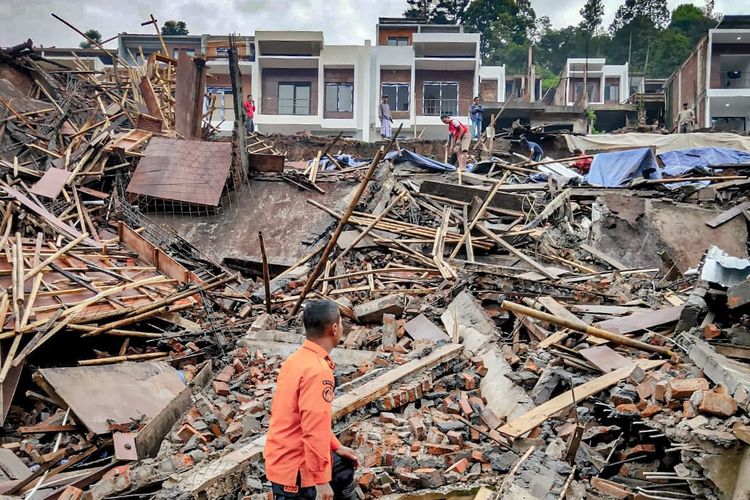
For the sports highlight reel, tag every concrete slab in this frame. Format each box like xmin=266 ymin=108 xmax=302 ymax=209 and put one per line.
xmin=592 ymin=194 xmax=747 ymax=271
xmin=150 ymin=177 xmax=359 ymax=267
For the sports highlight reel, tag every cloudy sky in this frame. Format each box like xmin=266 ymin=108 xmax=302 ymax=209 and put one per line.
xmin=0 ymin=0 xmax=742 ymax=48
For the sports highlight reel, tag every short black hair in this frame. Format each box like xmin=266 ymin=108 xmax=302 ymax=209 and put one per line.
xmin=521 ymin=138 xmax=529 ymax=145
xmin=303 ymin=300 xmax=341 ymax=339
xmin=573 ymin=148 xmax=582 ymax=155
xmin=683 ymin=102 xmax=688 ymax=106
xmin=382 ymin=95 xmax=389 ymax=99
xmin=440 ymin=113 xmax=451 ymax=120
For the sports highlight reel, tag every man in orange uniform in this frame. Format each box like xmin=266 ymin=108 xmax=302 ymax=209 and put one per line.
xmin=264 ymin=300 xmax=358 ymax=499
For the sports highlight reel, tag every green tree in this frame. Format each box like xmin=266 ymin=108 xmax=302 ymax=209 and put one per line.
xmin=161 ymin=20 xmax=189 ymax=36
xmin=669 ymin=3 xmax=717 ymax=45
xmin=79 ymin=29 xmax=102 ymax=49
xmin=609 ymin=0 xmax=670 ymax=33
xmin=404 ymin=0 xmax=432 ymax=18
xmin=580 ymin=0 xmax=605 ymax=34
xmin=648 ymin=28 xmax=693 ymax=77
xmin=464 ymin=0 xmax=537 ymax=59
xmin=403 ymin=0 xmax=468 ymax=23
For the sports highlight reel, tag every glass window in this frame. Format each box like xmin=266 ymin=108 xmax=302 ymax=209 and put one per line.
xmin=422 ymin=82 xmax=458 ymax=115
xmin=278 ymin=83 xmax=311 ymax=115
xmin=604 ymin=84 xmax=619 ymax=102
xmin=325 ymin=83 xmax=354 ymax=113
xmin=387 ymin=37 xmax=409 ymax=46
xmin=381 ymin=83 xmax=410 ymax=112
xmin=573 ymin=82 xmax=595 ymax=101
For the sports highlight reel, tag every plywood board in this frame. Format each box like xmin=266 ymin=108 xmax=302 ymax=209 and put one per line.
xmin=30 ymin=167 xmax=71 ymax=199
xmin=595 ymin=306 xmax=683 ymax=334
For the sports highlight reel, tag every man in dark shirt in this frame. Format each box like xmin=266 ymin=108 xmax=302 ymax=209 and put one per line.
xmin=469 ymin=97 xmax=484 ymax=139
xmin=521 ymin=137 xmax=544 ymax=162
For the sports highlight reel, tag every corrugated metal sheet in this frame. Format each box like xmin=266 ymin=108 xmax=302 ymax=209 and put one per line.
xmin=126 ymin=137 xmax=232 ymax=206
xmin=701 ymin=246 xmax=750 ymax=287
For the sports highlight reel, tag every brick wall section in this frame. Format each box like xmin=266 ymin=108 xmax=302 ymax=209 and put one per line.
xmin=378 ymin=27 xmax=417 ymax=46
xmin=667 ymin=38 xmax=708 ymax=127
xmin=380 ymin=69 xmax=411 ymax=119
xmin=415 ymin=69 xmax=474 ymax=116
xmin=324 ymin=68 xmax=354 ymax=119
xmin=479 ymin=80 xmax=497 ymax=102
xmin=260 ymin=68 xmax=318 ymax=115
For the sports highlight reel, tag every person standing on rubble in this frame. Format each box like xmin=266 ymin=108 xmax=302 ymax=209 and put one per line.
xmin=264 ymin=300 xmax=359 ymax=500
xmin=379 ymin=95 xmax=393 ymax=140
xmin=469 ymin=96 xmax=484 ymax=139
xmin=243 ymin=95 xmax=256 ymax=134
xmin=570 ymin=148 xmax=592 ymax=175
xmin=675 ymin=102 xmax=695 ymax=134
xmin=441 ymin=113 xmax=470 ymax=171
xmin=521 ymin=137 xmax=544 ymax=162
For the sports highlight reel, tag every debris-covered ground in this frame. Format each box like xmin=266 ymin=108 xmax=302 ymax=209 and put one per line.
xmin=3 ymin=34 xmax=750 ymax=500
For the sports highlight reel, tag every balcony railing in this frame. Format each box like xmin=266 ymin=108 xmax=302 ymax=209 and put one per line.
xmin=717 ymin=76 xmax=750 ymax=89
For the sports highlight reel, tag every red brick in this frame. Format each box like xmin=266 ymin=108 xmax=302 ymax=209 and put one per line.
xmin=640 ymin=404 xmax=661 ymax=418
xmin=176 ymin=423 xmax=199 ymax=443
xmin=358 ymin=472 xmax=375 ymax=490
xmin=409 ymin=416 xmax=426 ymax=440
xmin=666 ymin=378 xmax=709 ymax=401
xmin=471 ymin=449 xmax=488 ymax=463
xmin=213 ymin=381 xmax=230 ymax=396
xmin=622 ymin=444 xmax=656 ymax=459
xmin=425 ymin=443 xmax=459 ymax=455
xmin=446 ymin=430 xmax=464 ymax=446
xmin=691 ymin=390 xmax=738 ymax=417
xmin=232 ymin=359 xmax=246 ymax=373
xmin=703 ymin=323 xmax=721 ymax=339
xmin=446 ymin=457 xmax=469 ymax=474
xmin=654 ymin=381 xmax=669 ymax=402
xmin=59 ymin=486 xmax=83 ymax=500
xmin=460 ymin=373 xmax=476 ymax=390
xmin=101 ymin=465 xmax=131 ymax=493
xmin=214 ymin=371 xmax=232 ymax=384
xmin=174 ymin=453 xmax=195 ymax=468
xmin=615 ymin=404 xmax=640 ymax=416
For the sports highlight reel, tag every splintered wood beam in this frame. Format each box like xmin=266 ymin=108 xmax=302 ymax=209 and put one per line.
xmin=498 ymin=359 xmax=665 ymax=438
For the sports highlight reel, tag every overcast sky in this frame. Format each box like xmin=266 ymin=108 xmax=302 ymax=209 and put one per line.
xmin=0 ymin=0 xmax=742 ymax=48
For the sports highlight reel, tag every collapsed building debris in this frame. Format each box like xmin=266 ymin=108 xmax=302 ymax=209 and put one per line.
xmin=3 ymin=18 xmax=750 ymax=500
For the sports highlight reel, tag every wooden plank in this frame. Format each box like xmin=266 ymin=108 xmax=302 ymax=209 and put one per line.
xmin=536 ymin=297 xmax=579 ymax=323
xmin=579 ymin=243 xmax=628 ymax=271
xmin=134 ymin=385 xmax=191 ymax=459
xmin=332 ymin=343 xmax=463 ymax=421
xmin=523 ymin=189 xmax=570 ymax=230
xmin=498 ymin=359 xmax=665 ymax=438
xmin=706 ymin=201 xmax=750 ymax=228
xmin=594 ymin=306 xmax=683 ymax=334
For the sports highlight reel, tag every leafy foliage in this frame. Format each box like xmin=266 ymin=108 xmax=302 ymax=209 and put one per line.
xmin=401 ymin=0 xmax=720 ymax=79
xmin=161 ymin=20 xmax=189 ymax=36
xmin=79 ymin=29 xmax=101 ymax=49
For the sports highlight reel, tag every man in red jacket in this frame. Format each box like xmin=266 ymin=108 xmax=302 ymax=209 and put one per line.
xmin=243 ymin=94 xmax=255 ymax=134
xmin=441 ymin=114 xmax=470 ymax=171
xmin=264 ymin=300 xmax=358 ymax=499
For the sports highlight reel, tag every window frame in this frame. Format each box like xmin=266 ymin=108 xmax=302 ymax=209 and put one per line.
xmin=381 ymin=82 xmax=410 ymax=112
xmin=422 ymin=81 xmax=459 ymax=116
xmin=387 ymin=37 xmax=409 ymax=46
xmin=325 ymin=82 xmax=354 ymax=113
xmin=277 ymin=82 xmax=312 ymax=115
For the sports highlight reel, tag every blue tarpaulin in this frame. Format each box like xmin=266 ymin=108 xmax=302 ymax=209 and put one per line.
xmin=658 ymin=147 xmax=750 ymax=170
xmin=385 ymin=149 xmax=456 ymax=172
xmin=585 ymin=147 xmax=660 ymax=187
